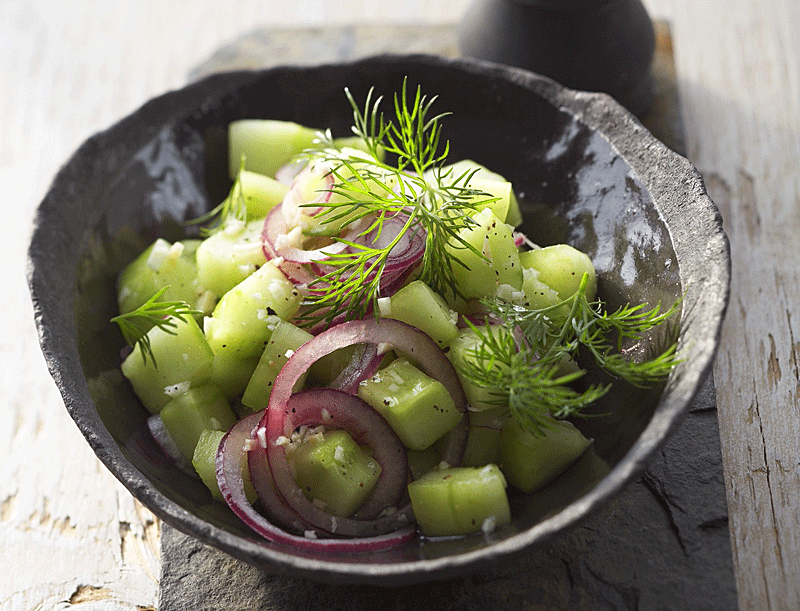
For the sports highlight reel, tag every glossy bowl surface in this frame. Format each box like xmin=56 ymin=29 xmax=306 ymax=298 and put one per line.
xmin=28 ymin=55 xmax=729 ymax=585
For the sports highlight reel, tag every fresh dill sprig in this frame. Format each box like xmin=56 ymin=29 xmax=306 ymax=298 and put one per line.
xmin=111 ymin=286 xmax=201 ymax=368
xmin=295 ymin=80 xmax=496 ymax=328
xmin=457 ymin=274 xmax=682 ymax=435
xmin=186 ymin=157 xmax=248 ymax=236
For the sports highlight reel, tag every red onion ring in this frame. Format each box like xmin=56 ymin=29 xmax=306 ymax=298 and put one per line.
xmin=218 ymin=412 xmax=416 ymax=551
xmin=257 ymin=318 xmax=468 ymax=536
xmin=329 ymin=343 xmax=383 ymax=394
xmin=257 ymin=388 xmax=413 ymax=535
xmin=262 ymin=204 xmax=348 ymax=264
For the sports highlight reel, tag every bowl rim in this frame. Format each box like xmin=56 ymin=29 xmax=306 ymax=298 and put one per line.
xmin=27 ymin=53 xmax=730 ymax=585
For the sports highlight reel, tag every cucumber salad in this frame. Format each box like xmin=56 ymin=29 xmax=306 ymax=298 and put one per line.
xmin=112 ymin=83 xmax=679 ymax=550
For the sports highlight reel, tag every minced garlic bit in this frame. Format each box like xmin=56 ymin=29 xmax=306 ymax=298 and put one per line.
xmin=257 ymin=426 xmax=268 ymax=449
xmin=330 ymin=517 xmax=338 ymax=533
xmin=321 ymin=408 xmax=332 ymax=422
xmin=284 ymin=349 xmax=295 ymax=359
xmin=378 ymin=506 xmax=397 ymax=518
xmin=333 ymin=444 xmax=346 ymax=463
xmin=303 ymin=530 xmax=318 ymax=540
xmin=242 ymin=439 xmax=257 ymax=452
xmin=481 ymin=516 xmax=498 ymax=534
xmin=163 ymin=381 xmax=191 ymax=398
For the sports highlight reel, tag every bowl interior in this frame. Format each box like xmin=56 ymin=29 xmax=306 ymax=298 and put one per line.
xmin=31 ymin=56 xmax=725 ymax=584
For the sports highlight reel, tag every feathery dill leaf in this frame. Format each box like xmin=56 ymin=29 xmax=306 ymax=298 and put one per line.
xmin=111 ymin=286 xmax=201 ymax=368
xmin=295 ymin=79 xmax=496 ymax=328
xmin=457 ymin=274 xmax=681 ymax=434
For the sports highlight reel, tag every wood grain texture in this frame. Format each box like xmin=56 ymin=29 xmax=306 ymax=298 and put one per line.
xmin=646 ymin=0 xmax=800 ymax=609
xmin=4 ymin=0 xmax=799 ymax=609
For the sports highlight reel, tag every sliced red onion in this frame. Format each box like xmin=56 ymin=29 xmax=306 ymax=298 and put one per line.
xmin=146 ymin=414 xmax=196 ymax=476
xmin=218 ymin=413 xmax=415 ymax=551
xmin=262 ymin=204 xmax=348 ymax=264
xmin=257 ymin=388 xmax=412 ymax=535
xmin=275 ymin=160 xmax=305 ymax=186
xmin=258 ymin=318 xmax=468 ymax=535
xmin=329 ymin=342 xmax=383 ymax=394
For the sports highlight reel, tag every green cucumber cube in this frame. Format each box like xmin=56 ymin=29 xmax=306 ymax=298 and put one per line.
xmin=383 ymin=280 xmax=459 ymax=348
xmin=117 ymin=238 xmax=208 ymax=317
xmin=241 ymin=320 xmax=313 ymax=411
xmin=288 ymin=429 xmax=381 ymax=517
xmin=429 ymin=159 xmax=521 ymax=226
xmin=446 ymin=208 xmax=522 ymax=301
xmin=228 ymin=119 xmax=318 ymax=179
xmin=407 ymin=444 xmax=443 ymax=480
xmin=159 ymin=386 xmax=238 ymax=462
xmin=238 ymin=169 xmax=289 ymax=219
xmin=209 ymin=353 xmax=260 ymax=401
xmin=357 ymin=358 xmax=461 ymax=451
xmin=120 ymin=315 xmax=215 ymax=414
xmin=192 ymin=429 xmax=257 ymax=503
xmin=305 ymin=345 xmax=357 ymax=388
xmin=446 ymin=327 xmax=507 ymax=412
xmin=500 ymin=418 xmax=591 ymax=493
xmin=195 ymin=218 xmax=268 ymax=297
xmin=204 ymin=261 xmax=301 ymax=360
xmin=462 ymin=407 xmax=509 ymax=467
xmin=518 ymin=244 xmax=597 ymax=302
xmin=408 ymin=465 xmax=511 ymax=536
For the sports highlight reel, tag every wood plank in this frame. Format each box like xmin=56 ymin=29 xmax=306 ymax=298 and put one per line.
xmin=648 ymin=0 xmax=800 ymax=608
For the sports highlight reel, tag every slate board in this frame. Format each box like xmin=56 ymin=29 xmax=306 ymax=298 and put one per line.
xmin=158 ymin=22 xmax=737 ymax=611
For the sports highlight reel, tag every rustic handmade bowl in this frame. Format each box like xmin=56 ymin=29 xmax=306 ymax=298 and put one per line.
xmin=28 ymin=55 xmax=729 ymax=585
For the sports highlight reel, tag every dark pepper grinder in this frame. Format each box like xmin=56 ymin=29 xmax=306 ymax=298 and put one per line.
xmin=458 ymin=0 xmax=656 ymax=116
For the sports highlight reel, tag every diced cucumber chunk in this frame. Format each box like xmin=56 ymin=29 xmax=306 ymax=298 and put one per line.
xmin=357 ymin=358 xmax=461 ymax=451
xmin=447 ymin=326 xmax=507 ymax=412
xmin=383 ymin=280 xmax=458 ymax=348
xmin=518 ymin=244 xmax=597 ymax=302
xmin=192 ymin=429 xmax=257 ymax=503
xmin=204 ymin=261 xmax=301 ymax=360
xmin=195 ymin=218 xmax=268 ymax=297
xmin=408 ymin=465 xmax=511 ymax=536
xmin=228 ymin=119 xmax=318 ymax=179
xmin=428 ymin=159 xmax=522 ymax=226
xmin=241 ymin=320 xmax=313 ymax=411
xmin=159 ymin=386 xmax=238 ymax=463
xmin=500 ymin=418 xmax=591 ymax=493
xmin=209 ymin=353 xmax=260 ymax=401
xmin=238 ymin=170 xmax=289 ymax=219
xmin=288 ymin=429 xmax=381 ymax=517
xmin=446 ymin=208 xmax=522 ymax=301
xmin=462 ymin=407 xmax=509 ymax=467
xmin=407 ymin=444 xmax=442 ymax=480
xmin=121 ymin=315 xmax=215 ymax=414
xmin=331 ymin=136 xmax=386 ymax=161
xmin=117 ymin=238 xmax=208 ymax=317
xmin=305 ymin=345 xmax=357 ymax=388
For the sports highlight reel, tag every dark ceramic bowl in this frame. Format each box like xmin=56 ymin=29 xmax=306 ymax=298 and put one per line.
xmin=28 ymin=55 xmax=729 ymax=585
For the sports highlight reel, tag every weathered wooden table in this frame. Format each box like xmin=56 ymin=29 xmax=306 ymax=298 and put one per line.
xmin=3 ymin=1 xmax=799 ymax=610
